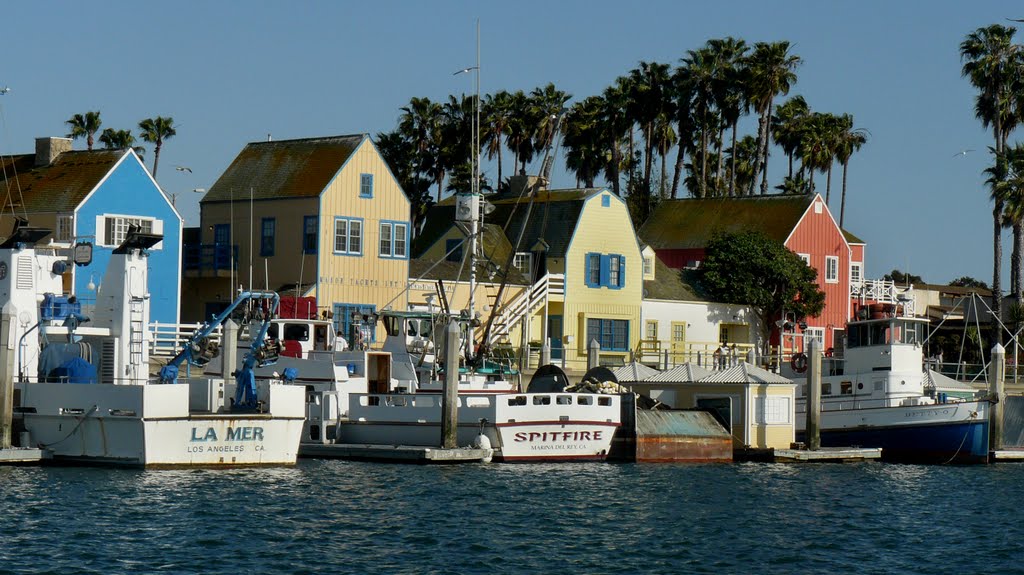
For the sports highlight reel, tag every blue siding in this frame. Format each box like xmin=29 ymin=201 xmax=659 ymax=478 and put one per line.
xmin=73 ymin=156 xmax=181 ymax=323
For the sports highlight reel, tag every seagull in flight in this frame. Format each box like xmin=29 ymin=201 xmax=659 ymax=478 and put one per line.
xmin=952 ymin=149 xmax=974 ymax=158
xmin=175 ymin=166 xmax=192 ymax=173
xmin=0 ymin=87 xmax=9 ymax=95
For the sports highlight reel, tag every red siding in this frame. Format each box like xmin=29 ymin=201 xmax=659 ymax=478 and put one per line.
xmin=784 ymin=197 xmax=850 ymax=350
xmin=655 ymin=248 xmax=705 ymax=269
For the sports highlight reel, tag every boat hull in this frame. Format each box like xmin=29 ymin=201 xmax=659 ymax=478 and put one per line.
xmin=18 ymin=382 xmax=306 ymax=467
xmin=797 ymin=401 xmax=990 ymax=464
xmin=336 ymin=392 xmax=621 ymax=462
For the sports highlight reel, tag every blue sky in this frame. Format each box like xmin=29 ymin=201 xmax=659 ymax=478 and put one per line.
xmin=0 ymin=1 xmax=1020 ymax=286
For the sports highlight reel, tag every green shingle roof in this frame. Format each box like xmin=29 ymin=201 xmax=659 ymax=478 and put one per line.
xmin=842 ymin=229 xmax=865 ymax=244
xmin=414 ymin=188 xmax=604 ymax=259
xmin=202 ymin=134 xmax=366 ymax=203
xmin=0 ymin=150 xmax=125 ymax=213
xmin=644 ymin=257 xmax=706 ymax=301
xmin=638 ymin=194 xmax=814 ymax=249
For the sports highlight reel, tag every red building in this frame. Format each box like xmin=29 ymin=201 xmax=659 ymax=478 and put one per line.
xmin=638 ymin=194 xmax=863 ymax=352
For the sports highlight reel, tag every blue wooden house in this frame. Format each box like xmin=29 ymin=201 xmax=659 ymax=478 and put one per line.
xmin=0 ymin=137 xmax=182 ymax=323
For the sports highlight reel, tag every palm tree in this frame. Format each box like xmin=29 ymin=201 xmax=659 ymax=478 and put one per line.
xmin=990 ymin=144 xmax=1024 ymax=304
xmin=599 ymin=83 xmax=630 ymax=196
xmin=797 ymin=113 xmax=834 ymax=195
xmin=708 ymin=38 xmax=750 ymax=196
xmin=563 ymin=96 xmax=606 ymax=188
xmin=376 ymin=130 xmax=433 ymax=233
xmin=668 ymin=67 xmax=695 ymax=198
xmin=961 ymin=24 xmax=1021 ymax=339
xmin=679 ymin=47 xmax=718 ymax=198
xmin=399 ymin=97 xmax=445 ymax=202
xmin=65 ymin=111 xmax=102 ymax=150
xmin=772 ymin=96 xmax=810 ymax=180
xmin=481 ymin=90 xmax=513 ymax=192
xmin=137 ymin=116 xmax=177 ymax=178
xmin=529 ymin=83 xmax=572 ymax=177
xmin=833 ymin=114 xmax=869 ymax=228
xmin=98 ymin=128 xmax=145 ymax=157
xmin=746 ymin=41 xmax=801 ymax=195
xmin=652 ymin=113 xmax=677 ymax=199
xmin=504 ymin=90 xmax=535 ymax=177
xmin=626 ymin=61 xmax=672 ymax=207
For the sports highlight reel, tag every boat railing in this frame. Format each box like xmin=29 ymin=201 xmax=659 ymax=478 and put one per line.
xmin=148 ymin=322 xmax=223 ymax=358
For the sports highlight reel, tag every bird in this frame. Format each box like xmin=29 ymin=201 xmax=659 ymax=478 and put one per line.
xmin=952 ymin=149 xmax=974 ymax=158
xmin=175 ymin=166 xmax=192 ymax=173
xmin=0 ymin=87 xmax=9 ymax=95
xmin=1007 ymin=18 xmax=1024 ymax=22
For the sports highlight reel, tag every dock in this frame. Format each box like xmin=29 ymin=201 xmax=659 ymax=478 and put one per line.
xmin=299 ymin=443 xmax=493 ymax=463
xmin=991 ymin=449 xmax=1024 ymax=462
xmin=0 ymin=447 xmax=47 ymax=464
xmin=736 ymin=446 xmax=882 ymax=463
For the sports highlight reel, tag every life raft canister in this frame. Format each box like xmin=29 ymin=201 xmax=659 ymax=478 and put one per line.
xmin=791 ymin=352 xmax=808 ymax=373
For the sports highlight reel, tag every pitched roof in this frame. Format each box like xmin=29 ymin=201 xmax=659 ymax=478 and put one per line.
xmin=842 ymin=229 xmax=865 ymax=244
xmin=0 ymin=150 xmax=125 ymax=213
xmin=645 ymin=363 xmax=714 ymax=383
xmin=638 ymin=194 xmax=815 ymax=249
xmin=202 ymin=134 xmax=367 ymax=202
xmin=413 ymin=187 xmax=605 ymax=259
xmin=610 ymin=361 xmax=661 ymax=382
xmin=643 ymin=255 xmax=704 ymax=301
xmin=699 ymin=362 xmax=792 ymax=384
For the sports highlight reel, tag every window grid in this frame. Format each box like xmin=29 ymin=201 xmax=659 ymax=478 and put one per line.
xmin=57 ymin=215 xmax=74 ymax=242
xmin=586 ymin=318 xmax=629 ymax=351
xmin=379 ymin=222 xmax=409 ymax=258
xmin=105 ymin=216 xmax=153 ymax=246
xmin=360 ymin=174 xmax=373 ymax=198
xmin=825 ymin=256 xmax=839 ymax=283
xmin=260 ymin=218 xmax=275 ymax=257
xmin=303 ymin=216 xmax=317 ymax=254
xmin=334 ymin=217 xmax=362 ymax=255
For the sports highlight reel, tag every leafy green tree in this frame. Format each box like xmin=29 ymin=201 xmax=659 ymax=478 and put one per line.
xmin=700 ymin=230 xmax=825 ymax=350
xmin=399 ymin=97 xmax=445 ymax=202
xmin=883 ymin=269 xmax=924 ymax=285
xmin=949 ymin=276 xmax=990 ymax=290
xmin=98 ymin=128 xmax=145 ymax=157
xmin=481 ymin=90 xmax=513 ymax=192
xmin=65 ymin=111 xmax=102 ymax=150
xmin=137 ymin=116 xmax=176 ymax=177
xmin=375 ymin=130 xmax=434 ymax=233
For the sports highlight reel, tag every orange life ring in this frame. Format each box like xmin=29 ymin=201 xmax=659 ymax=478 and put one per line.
xmin=791 ymin=352 xmax=808 ymax=373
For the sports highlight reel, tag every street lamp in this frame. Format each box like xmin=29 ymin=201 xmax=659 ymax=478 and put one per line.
xmin=453 ymin=21 xmax=482 ymax=331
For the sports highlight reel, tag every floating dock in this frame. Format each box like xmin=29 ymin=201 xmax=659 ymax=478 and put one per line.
xmin=991 ymin=449 xmax=1024 ymax=462
xmin=0 ymin=447 xmax=47 ymax=464
xmin=299 ymin=443 xmax=492 ymax=464
xmin=736 ymin=446 xmax=882 ymax=463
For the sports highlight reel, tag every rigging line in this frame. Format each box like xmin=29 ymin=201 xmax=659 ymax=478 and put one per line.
xmin=379 ymin=232 xmax=480 ymax=312
xmin=0 ymin=100 xmax=28 ymax=223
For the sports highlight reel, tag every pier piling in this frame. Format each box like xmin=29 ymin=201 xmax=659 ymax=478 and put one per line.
xmin=222 ymin=319 xmax=239 ymax=384
xmin=990 ymin=343 xmax=1006 ymax=452
xmin=806 ymin=340 xmax=822 ymax=451
xmin=0 ymin=301 xmax=14 ymax=448
xmin=441 ymin=321 xmax=459 ymax=449
xmin=588 ymin=339 xmax=600 ymax=370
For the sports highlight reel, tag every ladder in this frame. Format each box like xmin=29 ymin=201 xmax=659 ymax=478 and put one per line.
xmin=129 ymin=298 xmax=146 ymax=368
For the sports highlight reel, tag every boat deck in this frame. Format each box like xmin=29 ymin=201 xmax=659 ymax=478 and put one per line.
xmin=736 ymin=446 xmax=883 ymax=463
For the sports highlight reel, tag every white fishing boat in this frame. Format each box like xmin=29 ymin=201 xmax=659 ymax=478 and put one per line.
xmin=9 ymin=226 xmax=305 ymax=467
xmin=792 ymin=310 xmax=990 ymax=463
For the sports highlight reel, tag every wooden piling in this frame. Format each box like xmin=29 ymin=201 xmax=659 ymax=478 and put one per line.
xmin=990 ymin=343 xmax=1005 ymax=452
xmin=222 ymin=319 xmax=239 ymax=383
xmin=806 ymin=340 xmax=822 ymax=451
xmin=0 ymin=301 xmax=13 ymax=448
xmin=441 ymin=321 xmax=459 ymax=449
xmin=588 ymin=339 xmax=600 ymax=370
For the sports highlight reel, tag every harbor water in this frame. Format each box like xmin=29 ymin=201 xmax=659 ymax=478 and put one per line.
xmin=2 ymin=460 xmax=1024 ymax=574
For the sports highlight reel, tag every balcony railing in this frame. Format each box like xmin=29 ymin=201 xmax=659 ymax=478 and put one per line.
xmin=183 ymin=243 xmax=238 ymax=272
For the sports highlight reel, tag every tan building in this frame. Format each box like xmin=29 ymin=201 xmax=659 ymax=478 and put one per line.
xmin=184 ymin=134 xmax=410 ymax=341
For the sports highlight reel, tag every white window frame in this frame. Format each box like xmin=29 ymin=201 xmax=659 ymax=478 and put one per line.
xmin=804 ymin=327 xmax=825 ymax=351
xmin=95 ymin=214 xmax=162 ymax=249
xmin=825 ymin=255 xmax=839 ymax=283
xmin=512 ymin=252 xmax=532 ymax=276
xmin=56 ymin=214 xmax=74 ymax=242
xmin=756 ymin=396 xmax=792 ymax=425
xmin=798 ymin=253 xmax=810 ymax=266
xmin=850 ymin=261 xmax=863 ymax=285
xmin=333 ymin=217 xmax=362 ymax=256
xmin=643 ymin=256 xmax=653 ymax=277
xmin=378 ymin=222 xmax=408 ymax=259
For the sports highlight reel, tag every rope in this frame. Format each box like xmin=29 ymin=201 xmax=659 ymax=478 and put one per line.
xmin=36 ymin=405 xmax=99 ymax=448
xmin=940 ymin=408 xmax=980 ymax=465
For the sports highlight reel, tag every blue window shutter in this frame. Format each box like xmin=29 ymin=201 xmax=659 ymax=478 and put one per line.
xmin=599 ymin=255 xmax=610 ymax=287
xmin=585 ymin=253 xmax=593 ymax=287
xmin=619 ymin=255 xmax=626 ymax=288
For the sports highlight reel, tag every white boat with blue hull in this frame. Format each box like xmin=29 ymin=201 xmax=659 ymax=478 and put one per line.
xmin=8 ymin=226 xmax=304 ymax=467
xmin=794 ymin=312 xmax=990 ymax=464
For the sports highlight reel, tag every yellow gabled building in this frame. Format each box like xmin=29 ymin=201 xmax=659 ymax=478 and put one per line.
xmin=413 ymin=176 xmax=642 ymax=370
xmin=184 ymin=134 xmax=410 ymax=341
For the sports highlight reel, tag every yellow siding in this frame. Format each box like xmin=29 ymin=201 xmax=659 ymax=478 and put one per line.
xmin=563 ymin=192 xmax=642 ymax=365
xmin=316 ymin=140 xmax=411 ymax=337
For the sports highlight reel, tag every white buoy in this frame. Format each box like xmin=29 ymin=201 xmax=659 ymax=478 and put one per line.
xmin=473 ymin=433 xmax=493 ymax=463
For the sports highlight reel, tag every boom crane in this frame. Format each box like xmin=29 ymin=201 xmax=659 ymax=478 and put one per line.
xmin=158 ymin=291 xmax=289 ymax=410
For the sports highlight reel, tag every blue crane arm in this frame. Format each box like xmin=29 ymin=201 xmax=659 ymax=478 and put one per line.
xmin=159 ymin=291 xmax=281 ymax=387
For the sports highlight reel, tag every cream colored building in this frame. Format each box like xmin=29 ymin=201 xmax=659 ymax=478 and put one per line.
xmin=184 ymin=134 xmax=410 ymax=341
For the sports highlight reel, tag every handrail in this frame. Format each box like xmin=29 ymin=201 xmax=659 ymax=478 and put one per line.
xmin=485 ymin=273 xmax=564 ymax=346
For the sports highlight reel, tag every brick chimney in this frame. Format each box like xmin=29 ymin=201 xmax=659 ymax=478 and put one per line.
xmin=35 ymin=137 xmax=72 ymax=167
